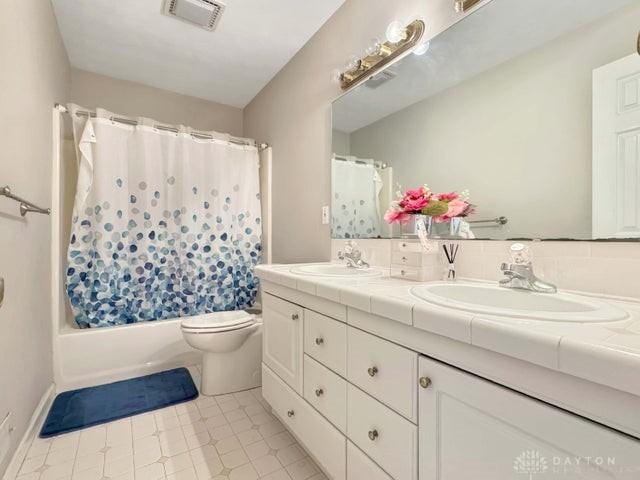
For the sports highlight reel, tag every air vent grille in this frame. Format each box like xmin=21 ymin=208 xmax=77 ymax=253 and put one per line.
xmin=365 ymin=70 xmax=397 ymax=89
xmin=164 ymin=0 xmax=226 ymax=31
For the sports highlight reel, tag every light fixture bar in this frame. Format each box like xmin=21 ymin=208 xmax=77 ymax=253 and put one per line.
xmin=339 ymin=19 xmax=426 ymax=91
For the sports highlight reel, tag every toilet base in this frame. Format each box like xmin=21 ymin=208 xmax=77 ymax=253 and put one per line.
xmin=200 ymin=327 xmax=262 ymax=396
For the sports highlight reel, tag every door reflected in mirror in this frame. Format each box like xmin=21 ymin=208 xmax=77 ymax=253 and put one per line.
xmin=331 ymin=0 xmax=640 ymax=241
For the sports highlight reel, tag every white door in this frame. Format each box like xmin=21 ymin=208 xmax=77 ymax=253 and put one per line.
xmin=262 ymin=293 xmax=304 ymax=394
xmin=418 ymin=356 xmax=640 ymax=479
xmin=593 ymin=54 xmax=640 ymax=238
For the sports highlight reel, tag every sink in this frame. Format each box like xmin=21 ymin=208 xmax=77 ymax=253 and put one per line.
xmin=410 ymin=283 xmax=628 ymax=323
xmin=289 ymin=263 xmax=382 ymax=277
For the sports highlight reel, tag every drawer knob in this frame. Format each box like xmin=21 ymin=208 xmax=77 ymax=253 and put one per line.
xmin=291 ymin=313 xmax=299 ymax=321
xmin=368 ymin=429 xmax=379 ymax=441
xmin=402 ymin=256 xmax=407 ymax=261
xmin=315 ymin=388 xmax=324 ymax=397
xmin=367 ymin=366 xmax=379 ymax=377
xmin=287 ymin=409 xmax=295 ymax=418
xmin=419 ymin=376 xmax=432 ymax=389
xmin=315 ymin=336 xmax=324 ymax=346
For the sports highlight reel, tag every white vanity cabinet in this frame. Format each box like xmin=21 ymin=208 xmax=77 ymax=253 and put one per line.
xmin=418 ymin=356 xmax=640 ymax=479
xmin=260 ymin=285 xmax=640 ymax=480
xmin=262 ymin=293 xmax=304 ymax=394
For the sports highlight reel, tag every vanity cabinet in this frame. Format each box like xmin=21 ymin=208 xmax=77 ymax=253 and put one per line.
xmin=262 ymin=293 xmax=304 ymax=393
xmin=418 ymin=356 xmax=640 ymax=479
xmin=261 ymin=287 xmax=640 ymax=480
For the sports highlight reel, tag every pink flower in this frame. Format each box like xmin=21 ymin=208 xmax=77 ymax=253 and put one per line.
xmin=432 ymin=199 xmax=469 ymax=223
xmin=435 ymin=192 xmax=459 ymax=202
xmin=446 ymin=199 xmax=468 ymax=217
xmin=384 ymin=207 xmax=411 ymax=225
xmin=404 ymin=186 xmax=428 ymax=200
xmin=399 ymin=195 xmax=429 ymax=212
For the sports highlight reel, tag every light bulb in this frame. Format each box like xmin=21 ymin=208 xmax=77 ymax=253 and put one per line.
xmin=331 ymin=69 xmax=343 ymax=84
xmin=413 ymin=41 xmax=430 ymax=56
xmin=385 ymin=20 xmax=407 ymax=43
xmin=345 ymin=55 xmax=361 ymax=71
xmin=365 ymin=38 xmax=382 ymax=56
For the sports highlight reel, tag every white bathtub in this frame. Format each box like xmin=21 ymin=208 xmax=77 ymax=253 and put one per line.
xmin=54 ymin=318 xmax=201 ymax=392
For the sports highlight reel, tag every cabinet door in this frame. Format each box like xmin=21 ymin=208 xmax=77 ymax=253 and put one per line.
xmin=419 ymin=356 xmax=640 ymax=480
xmin=262 ymin=293 xmax=303 ymax=394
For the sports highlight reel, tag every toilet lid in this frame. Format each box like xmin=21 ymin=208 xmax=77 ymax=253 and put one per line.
xmin=181 ymin=311 xmax=255 ymax=331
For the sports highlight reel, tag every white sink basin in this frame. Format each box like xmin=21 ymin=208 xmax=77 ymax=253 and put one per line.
xmin=410 ymin=283 xmax=628 ymax=323
xmin=290 ymin=264 xmax=382 ymax=277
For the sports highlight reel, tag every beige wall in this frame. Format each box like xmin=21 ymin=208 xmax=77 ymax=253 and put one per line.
xmin=0 ymin=0 xmax=70 ymax=475
xmin=70 ymin=69 xmax=243 ymax=136
xmin=244 ymin=0 xmax=429 ymax=263
xmin=349 ymin=4 xmax=640 ymax=240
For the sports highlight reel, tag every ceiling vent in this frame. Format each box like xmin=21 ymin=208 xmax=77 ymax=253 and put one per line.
xmin=163 ymin=0 xmax=226 ymax=31
xmin=365 ymin=70 xmax=397 ymax=89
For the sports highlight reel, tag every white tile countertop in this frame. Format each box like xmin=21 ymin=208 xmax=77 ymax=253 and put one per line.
xmin=256 ymin=263 xmax=640 ymax=399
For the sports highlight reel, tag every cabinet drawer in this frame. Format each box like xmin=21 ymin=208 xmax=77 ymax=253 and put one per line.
xmin=391 ymin=251 xmax=422 ymax=267
xmin=304 ymin=309 xmax=347 ymax=376
xmin=304 ymin=355 xmax=347 ymax=433
xmin=347 ymin=384 xmax=417 ymax=480
xmin=391 ymin=240 xmax=422 ymax=253
xmin=262 ymin=364 xmax=346 ymax=480
xmin=347 ymin=327 xmax=418 ymax=421
xmin=347 ymin=441 xmax=392 ymax=480
xmin=262 ymin=293 xmax=304 ymax=394
xmin=390 ymin=265 xmax=422 ymax=281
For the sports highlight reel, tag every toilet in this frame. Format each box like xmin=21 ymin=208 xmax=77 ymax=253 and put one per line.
xmin=181 ymin=310 xmax=263 ymax=396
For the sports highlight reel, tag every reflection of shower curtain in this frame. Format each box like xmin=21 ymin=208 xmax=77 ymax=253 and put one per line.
xmin=331 ymin=157 xmax=382 ymax=238
xmin=66 ymin=105 xmax=262 ymax=328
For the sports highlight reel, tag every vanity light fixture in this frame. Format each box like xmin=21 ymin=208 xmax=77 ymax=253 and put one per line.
xmin=338 ymin=18 xmax=426 ymax=90
xmin=454 ymin=0 xmax=483 ymax=13
xmin=413 ymin=41 xmax=431 ymax=56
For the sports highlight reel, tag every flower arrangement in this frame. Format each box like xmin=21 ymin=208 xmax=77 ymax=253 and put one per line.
xmin=384 ymin=185 xmax=474 ymax=224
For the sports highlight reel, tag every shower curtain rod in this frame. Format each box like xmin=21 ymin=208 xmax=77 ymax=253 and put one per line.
xmin=333 ymin=154 xmax=388 ymax=169
xmin=55 ymin=104 xmax=269 ymax=151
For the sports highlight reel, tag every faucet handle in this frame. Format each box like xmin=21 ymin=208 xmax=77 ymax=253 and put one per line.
xmin=509 ymin=243 xmax=532 ymax=265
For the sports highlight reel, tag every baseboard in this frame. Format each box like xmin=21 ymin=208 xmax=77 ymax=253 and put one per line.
xmin=2 ymin=385 xmax=55 ymax=480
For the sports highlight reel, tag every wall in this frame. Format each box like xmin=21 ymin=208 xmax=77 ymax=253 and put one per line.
xmin=70 ymin=69 xmax=244 ymax=136
xmin=244 ymin=0 xmax=432 ymax=263
xmin=0 ymin=0 xmax=70 ymax=475
xmin=348 ymin=4 xmax=640 ymax=240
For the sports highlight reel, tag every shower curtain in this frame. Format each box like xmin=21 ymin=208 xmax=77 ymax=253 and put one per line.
xmin=66 ymin=105 xmax=262 ymax=328
xmin=331 ymin=157 xmax=383 ymax=238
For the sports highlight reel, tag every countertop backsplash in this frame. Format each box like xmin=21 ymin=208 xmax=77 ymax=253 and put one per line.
xmin=331 ymin=239 xmax=640 ymax=301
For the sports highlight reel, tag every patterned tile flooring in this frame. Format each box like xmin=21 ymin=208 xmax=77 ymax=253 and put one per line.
xmin=14 ymin=366 xmax=326 ymax=480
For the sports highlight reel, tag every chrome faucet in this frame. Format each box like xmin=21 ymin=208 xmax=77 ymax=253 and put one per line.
xmin=337 ymin=240 xmax=370 ymax=269
xmin=499 ymin=243 xmax=557 ymax=294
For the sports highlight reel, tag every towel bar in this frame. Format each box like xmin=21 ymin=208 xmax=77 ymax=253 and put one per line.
xmin=0 ymin=185 xmax=51 ymax=217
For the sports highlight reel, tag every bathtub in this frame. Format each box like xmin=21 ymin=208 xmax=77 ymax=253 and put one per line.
xmin=54 ymin=318 xmax=202 ymax=391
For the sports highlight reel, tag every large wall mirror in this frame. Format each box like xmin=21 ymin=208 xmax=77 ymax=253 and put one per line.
xmin=331 ymin=0 xmax=640 ymax=241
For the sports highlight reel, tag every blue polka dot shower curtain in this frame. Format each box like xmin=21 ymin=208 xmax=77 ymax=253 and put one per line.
xmin=65 ymin=105 xmax=262 ymax=328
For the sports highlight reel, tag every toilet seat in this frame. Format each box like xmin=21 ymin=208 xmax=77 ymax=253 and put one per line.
xmin=181 ymin=311 xmax=256 ymax=334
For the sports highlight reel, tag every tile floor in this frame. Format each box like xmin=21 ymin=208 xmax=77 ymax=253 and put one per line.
xmin=14 ymin=366 xmax=326 ymax=480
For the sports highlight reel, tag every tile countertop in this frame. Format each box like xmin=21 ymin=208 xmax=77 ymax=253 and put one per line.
xmin=255 ymin=263 xmax=640 ymax=399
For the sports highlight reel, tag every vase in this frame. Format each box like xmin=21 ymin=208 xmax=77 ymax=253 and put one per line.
xmin=402 ymin=215 xmax=464 ymax=239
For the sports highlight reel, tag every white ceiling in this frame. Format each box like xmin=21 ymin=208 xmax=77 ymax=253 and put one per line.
xmin=52 ymin=0 xmax=345 ymax=108
xmin=333 ymin=0 xmax=635 ymax=133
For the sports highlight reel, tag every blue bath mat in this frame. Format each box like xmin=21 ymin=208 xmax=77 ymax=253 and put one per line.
xmin=40 ymin=368 xmax=198 ymax=437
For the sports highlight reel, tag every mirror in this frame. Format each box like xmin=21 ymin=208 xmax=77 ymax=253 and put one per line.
xmin=331 ymin=0 xmax=640 ymax=241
